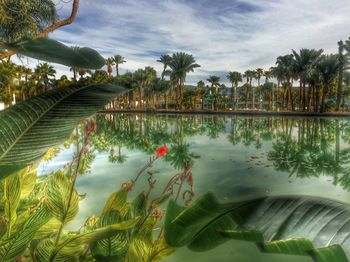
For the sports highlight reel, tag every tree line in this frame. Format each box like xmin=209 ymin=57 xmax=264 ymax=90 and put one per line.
xmin=2 ymin=39 xmax=350 ymax=113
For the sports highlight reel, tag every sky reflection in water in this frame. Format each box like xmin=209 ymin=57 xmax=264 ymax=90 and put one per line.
xmin=39 ymin=114 xmax=350 ymax=262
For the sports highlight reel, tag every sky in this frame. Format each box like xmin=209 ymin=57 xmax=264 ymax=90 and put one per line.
xmin=19 ymin=0 xmax=350 ymax=84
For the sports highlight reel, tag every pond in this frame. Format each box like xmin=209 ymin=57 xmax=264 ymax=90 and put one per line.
xmin=36 ymin=114 xmax=350 ymax=261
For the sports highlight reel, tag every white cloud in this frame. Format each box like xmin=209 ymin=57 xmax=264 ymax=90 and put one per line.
xmin=17 ymin=0 xmax=350 ymax=84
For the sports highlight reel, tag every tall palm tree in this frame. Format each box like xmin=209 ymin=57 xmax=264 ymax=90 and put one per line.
xmin=151 ymin=78 xmax=171 ymax=109
xmin=105 ymin=57 xmax=114 ymax=78
xmin=317 ymin=54 xmax=340 ymax=113
xmin=134 ymin=67 xmax=157 ymax=109
xmin=112 ymin=55 xmax=126 ymax=77
xmin=168 ymin=52 xmax=200 ymax=109
xmin=196 ymin=80 xmax=206 ymax=110
xmin=227 ymin=71 xmax=242 ymax=107
xmin=0 ymin=60 xmax=17 ymax=105
xmin=254 ymin=68 xmax=264 ymax=109
xmin=207 ymin=76 xmax=220 ymax=91
xmin=292 ymin=48 xmax=323 ymax=111
xmin=34 ymin=62 xmax=56 ymax=93
xmin=276 ymin=54 xmax=295 ymax=110
xmin=16 ymin=66 xmax=32 ymax=101
xmin=243 ymin=70 xmax=254 ymax=109
xmin=336 ymin=41 xmax=345 ymax=111
xmin=207 ymin=76 xmax=221 ymax=110
xmin=157 ymin=54 xmax=172 ymax=80
xmin=263 ymin=69 xmax=273 ymax=83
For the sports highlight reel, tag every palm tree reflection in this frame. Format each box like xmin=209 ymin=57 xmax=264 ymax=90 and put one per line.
xmin=89 ymin=114 xmax=350 ymax=191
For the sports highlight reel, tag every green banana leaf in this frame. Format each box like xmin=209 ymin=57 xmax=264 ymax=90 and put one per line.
xmin=45 ymin=171 xmax=79 ymax=225
xmin=164 ymin=193 xmax=350 ymax=262
xmin=5 ymin=38 xmax=105 ymax=69
xmin=0 ymin=84 xmax=127 ymax=178
xmin=33 ymin=218 xmax=139 ymax=262
xmin=0 ymin=204 xmax=52 ymax=262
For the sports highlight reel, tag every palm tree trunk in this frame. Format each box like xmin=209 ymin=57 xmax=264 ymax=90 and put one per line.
xmin=231 ymin=83 xmax=234 ymax=102
xmin=235 ymin=83 xmax=238 ymax=109
xmin=138 ymin=82 xmax=143 ymax=109
xmin=302 ymin=81 xmax=306 ymax=111
xmin=315 ymin=88 xmax=320 ymax=112
xmin=320 ymin=89 xmax=327 ymax=113
xmin=307 ymin=86 xmax=312 ymax=112
xmin=245 ymin=84 xmax=248 ymax=109
xmin=299 ymin=79 xmax=302 ymax=110
xmin=251 ymin=80 xmax=255 ymax=110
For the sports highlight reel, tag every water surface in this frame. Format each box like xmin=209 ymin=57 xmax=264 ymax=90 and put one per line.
xmin=39 ymin=114 xmax=350 ymax=261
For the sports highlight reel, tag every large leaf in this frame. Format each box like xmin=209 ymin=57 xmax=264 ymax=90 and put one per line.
xmin=0 ymin=204 xmax=51 ymax=262
xmin=222 ymin=231 xmax=348 ymax=262
xmin=164 ymin=194 xmax=350 ymax=261
xmin=2 ymin=173 xmax=21 ymax=236
xmin=164 ymin=192 xmax=261 ymax=248
xmin=33 ymin=219 xmax=139 ymax=262
xmin=90 ymin=211 xmax=129 ymax=261
xmin=6 ymin=38 xmax=105 ymax=69
xmin=0 ymin=84 xmax=127 ymax=178
xmin=45 ymin=171 xmax=79 ymax=224
xmin=101 ymin=188 xmax=130 ymax=217
xmin=124 ymin=216 xmax=157 ymax=262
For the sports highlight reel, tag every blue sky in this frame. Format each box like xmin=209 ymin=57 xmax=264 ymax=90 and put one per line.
xmin=24 ymin=0 xmax=350 ymax=84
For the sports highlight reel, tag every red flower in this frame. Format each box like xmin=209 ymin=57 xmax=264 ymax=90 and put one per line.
xmin=156 ymin=146 xmax=168 ymax=157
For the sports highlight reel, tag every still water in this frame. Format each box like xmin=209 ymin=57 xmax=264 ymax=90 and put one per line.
xmin=38 ymin=114 xmax=350 ymax=261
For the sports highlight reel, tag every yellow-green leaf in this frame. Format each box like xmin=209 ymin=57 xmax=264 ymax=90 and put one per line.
xmin=45 ymin=171 xmax=79 ymax=224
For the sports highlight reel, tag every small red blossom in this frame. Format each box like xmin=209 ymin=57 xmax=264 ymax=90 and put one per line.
xmin=187 ymin=174 xmax=194 ymax=187
xmin=121 ymin=181 xmax=133 ymax=192
xmin=156 ymin=146 xmax=168 ymax=157
xmin=154 ymin=209 xmax=164 ymax=219
xmin=84 ymin=120 xmax=97 ymax=136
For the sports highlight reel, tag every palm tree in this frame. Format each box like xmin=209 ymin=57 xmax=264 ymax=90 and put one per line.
xmin=263 ymin=69 xmax=273 ymax=84
xmin=134 ymin=67 xmax=157 ymax=109
xmin=317 ymin=54 xmax=340 ymax=113
xmin=151 ymin=78 xmax=171 ymax=109
xmin=0 ymin=60 xmax=17 ymax=106
xmin=16 ymin=65 xmax=32 ymax=101
xmin=243 ymin=70 xmax=254 ymax=109
xmin=276 ymin=54 xmax=296 ymax=110
xmin=336 ymin=41 xmax=345 ymax=111
xmin=227 ymin=71 xmax=242 ymax=108
xmin=254 ymin=68 xmax=264 ymax=110
xmin=196 ymin=80 xmax=206 ymax=110
xmin=292 ymin=48 xmax=323 ymax=111
xmin=207 ymin=76 xmax=221 ymax=110
xmin=338 ymin=38 xmax=350 ymax=111
xmin=157 ymin=54 xmax=172 ymax=80
xmin=168 ymin=52 xmax=200 ymax=109
xmin=207 ymin=76 xmax=220 ymax=91
xmin=112 ymin=55 xmax=126 ymax=77
xmin=34 ymin=63 xmax=56 ymax=93
xmin=105 ymin=57 xmax=114 ymax=78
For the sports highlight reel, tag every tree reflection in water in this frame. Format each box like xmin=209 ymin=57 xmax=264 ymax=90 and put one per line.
xmin=90 ymin=114 xmax=350 ymax=191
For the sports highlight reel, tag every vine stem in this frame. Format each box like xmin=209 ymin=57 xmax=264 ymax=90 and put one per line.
xmin=131 ymin=156 xmax=158 ymax=186
xmin=50 ymin=136 xmax=89 ymax=262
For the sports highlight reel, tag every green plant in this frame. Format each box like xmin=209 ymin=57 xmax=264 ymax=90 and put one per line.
xmin=164 ymin=193 xmax=350 ymax=262
xmin=0 ymin=83 xmax=127 ymax=178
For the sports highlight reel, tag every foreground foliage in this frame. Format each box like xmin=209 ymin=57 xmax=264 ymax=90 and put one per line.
xmin=164 ymin=193 xmax=350 ymax=262
xmin=0 ymin=83 xmax=126 ymax=179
